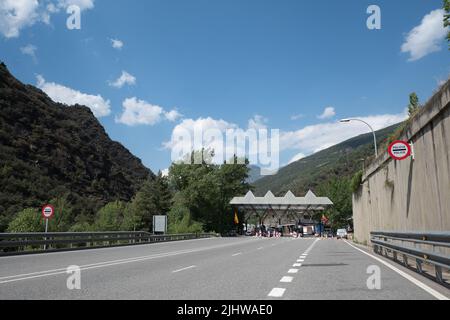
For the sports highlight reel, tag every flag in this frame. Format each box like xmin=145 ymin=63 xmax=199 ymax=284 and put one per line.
xmin=234 ymin=210 xmax=239 ymax=225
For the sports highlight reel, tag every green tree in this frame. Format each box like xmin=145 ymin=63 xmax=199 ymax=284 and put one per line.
xmin=408 ymin=93 xmax=420 ymax=117
xmin=7 ymin=208 xmax=43 ymax=233
xmin=120 ymin=204 xmax=141 ymax=231
xmin=94 ymin=201 xmax=127 ymax=231
xmin=169 ymin=151 xmax=251 ymax=234
xmin=317 ymin=178 xmax=353 ymax=230
xmin=69 ymin=222 xmax=93 ymax=232
xmin=126 ymin=174 xmax=173 ymax=231
xmin=213 ymin=156 xmax=251 ymax=233
xmin=153 ymin=171 xmax=172 ymax=217
xmin=46 ymin=195 xmax=73 ymax=232
xmin=168 ymin=193 xmax=203 ymax=234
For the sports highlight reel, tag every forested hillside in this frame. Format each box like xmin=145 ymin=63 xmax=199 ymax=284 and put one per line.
xmin=0 ymin=62 xmax=152 ymax=231
xmin=254 ymin=124 xmax=400 ymax=196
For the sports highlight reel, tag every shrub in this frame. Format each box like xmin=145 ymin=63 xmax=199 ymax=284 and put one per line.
xmin=351 ymin=171 xmax=363 ymax=193
xmin=7 ymin=208 xmax=43 ymax=233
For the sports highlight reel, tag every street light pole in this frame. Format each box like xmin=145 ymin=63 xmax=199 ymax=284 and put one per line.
xmin=340 ymin=118 xmax=378 ymax=157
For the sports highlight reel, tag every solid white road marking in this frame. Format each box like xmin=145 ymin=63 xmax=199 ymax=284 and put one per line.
xmin=288 ymin=269 xmax=299 ymax=274
xmin=268 ymin=288 xmax=286 ymax=297
xmin=172 ymin=265 xmax=196 ymax=273
xmin=280 ymin=276 xmax=293 ymax=283
xmin=0 ymin=239 xmax=259 ymax=285
xmin=232 ymin=252 xmax=242 ymax=257
xmin=293 ymin=263 xmax=302 ymax=267
xmin=344 ymin=241 xmax=449 ymax=301
xmin=0 ymin=236 xmax=224 ymax=260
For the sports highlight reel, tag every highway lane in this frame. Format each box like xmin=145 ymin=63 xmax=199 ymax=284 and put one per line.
xmin=0 ymin=237 xmax=448 ymax=300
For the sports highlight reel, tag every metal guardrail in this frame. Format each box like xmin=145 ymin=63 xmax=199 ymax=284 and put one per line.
xmin=371 ymin=231 xmax=450 ymax=287
xmin=0 ymin=232 xmax=218 ymax=256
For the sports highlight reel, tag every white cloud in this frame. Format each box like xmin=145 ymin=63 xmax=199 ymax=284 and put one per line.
xmin=248 ymin=115 xmax=268 ymax=130
xmin=290 ymin=114 xmax=304 ymax=121
xmin=165 ymin=117 xmax=236 ymax=149
xmin=288 ymin=153 xmax=306 ymax=164
xmin=110 ymin=38 xmax=124 ymax=50
xmin=163 ymin=111 xmax=406 ymax=171
xmin=56 ymin=0 xmax=94 ymax=11
xmin=36 ymin=75 xmax=111 ymax=118
xmin=401 ymin=9 xmax=448 ymax=61
xmin=280 ymin=112 xmax=408 ymax=155
xmin=109 ymin=71 xmax=136 ymax=88
xmin=165 ymin=109 xmax=182 ymax=122
xmin=161 ymin=168 xmax=169 ymax=177
xmin=318 ymin=107 xmax=336 ymax=120
xmin=0 ymin=0 xmax=39 ymax=38
xmin=116 ymin=97 xmax=180 ymax=126
xmin=164 ymin=117 xmax=243 ymax=165
xmin=20 ymin=44 xmax=37 ymax=61
xmin=0 ymin=0 xmax=95 ymax=38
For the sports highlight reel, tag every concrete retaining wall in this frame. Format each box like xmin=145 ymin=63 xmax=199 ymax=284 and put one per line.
xmin=353 ymin=80 xmax=450 ymax=245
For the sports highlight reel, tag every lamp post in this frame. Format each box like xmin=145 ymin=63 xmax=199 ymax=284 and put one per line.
xmin=340 ymin=118 xmax=378 ymax=157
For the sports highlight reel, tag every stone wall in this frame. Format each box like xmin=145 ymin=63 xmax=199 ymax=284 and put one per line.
xmin=353 ymin=80 xmax=450 ymax=244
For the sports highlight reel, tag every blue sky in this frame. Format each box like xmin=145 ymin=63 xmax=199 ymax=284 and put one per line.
xmin=1 ymin=0 xmax=448 ymax=174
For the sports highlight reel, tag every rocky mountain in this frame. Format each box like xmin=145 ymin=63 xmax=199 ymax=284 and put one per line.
xmin=253 ymin=124 xmax=400 ymax=196
xmin=247 ymin=165 xmax=263 ymax=183
xmin=0 ymin=62 xmax=152 ymax=231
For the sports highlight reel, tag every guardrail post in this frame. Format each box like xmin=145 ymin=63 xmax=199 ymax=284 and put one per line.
xmin=435 ymin=266 xmax=443 ymax=284
xmin=416 ymin=259 xmax=423 ymax=274
xmin=403 ymin=254 xmax=408 ymax=267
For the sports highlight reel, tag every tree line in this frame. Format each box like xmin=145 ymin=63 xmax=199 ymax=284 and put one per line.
xmin=7 ymin=150 xmax=251 ymax=234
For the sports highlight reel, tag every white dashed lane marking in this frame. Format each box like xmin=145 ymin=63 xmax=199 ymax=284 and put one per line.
xmin=267 ymin=239 xmax=320 ymax=298
xmin=268 ymin=288 xmax=286 ymax=297
xmin=172 ymin=265 xmax=196 ymax=273
xmin=280 ymin=276 xmax=293 ymax=283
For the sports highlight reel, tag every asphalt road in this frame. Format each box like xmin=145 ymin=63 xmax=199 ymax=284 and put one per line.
xmin=0 ymin=237 xmax=448 ymax=300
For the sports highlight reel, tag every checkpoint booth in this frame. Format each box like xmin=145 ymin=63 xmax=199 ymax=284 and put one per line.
xmin=230 ymin=190 xmax=333 ymax=237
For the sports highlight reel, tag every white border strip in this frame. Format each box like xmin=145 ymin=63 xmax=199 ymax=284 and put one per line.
xmin=344 ymin=241 xmax=449 ymax=301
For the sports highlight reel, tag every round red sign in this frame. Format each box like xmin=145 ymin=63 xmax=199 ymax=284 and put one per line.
xmin=42 ymin=204 xmax=55 ymax=219
xmin=388 ymin=141 xmax=412 ymax=161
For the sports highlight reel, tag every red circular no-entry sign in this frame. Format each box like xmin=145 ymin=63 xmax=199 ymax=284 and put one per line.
xmin=42 ymin=204 xmax=55 ymax=219
xmin=388 ymin=141 xmax=412 ymax=161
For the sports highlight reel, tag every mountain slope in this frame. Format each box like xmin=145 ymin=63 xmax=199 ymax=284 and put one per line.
xmin=0 ymin=62 xmax=152 ymax=231
xmin=253 ymin=124 xmax=400 ymax=196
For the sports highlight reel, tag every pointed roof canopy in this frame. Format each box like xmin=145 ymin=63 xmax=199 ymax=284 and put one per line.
xmin=230 ymin=190 xmax=333 ymax=211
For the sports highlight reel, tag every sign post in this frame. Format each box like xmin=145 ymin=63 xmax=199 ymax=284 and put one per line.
xmin=41 ymin=205 xmax=55 ymax=250
xmin=388 ymin=141 xmax=412 ymax=161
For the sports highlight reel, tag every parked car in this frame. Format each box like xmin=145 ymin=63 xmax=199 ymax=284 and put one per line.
xmin=336 ymin=229 xmax=348 ymax=239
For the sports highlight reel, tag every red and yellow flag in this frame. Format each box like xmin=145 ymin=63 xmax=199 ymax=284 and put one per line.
xmin=234 ymin=210 xmax=239 ymax=225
